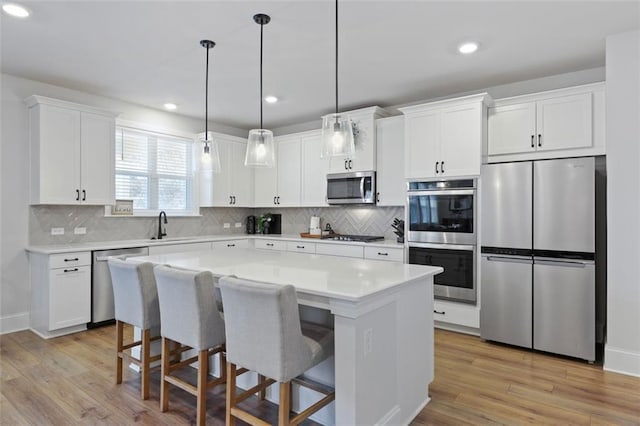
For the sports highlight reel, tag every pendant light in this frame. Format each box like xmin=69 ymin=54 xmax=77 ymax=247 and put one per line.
xmin=244 ymin=13 xmax=275 ymax=168
xmin=199 ymin=39 xmax=221 ymax=173
xmin=320 ymin=0 xmax=354 ymax=158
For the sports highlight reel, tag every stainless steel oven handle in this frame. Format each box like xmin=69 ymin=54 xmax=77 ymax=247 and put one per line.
xmin=485 ymin=255 xmax=532 ymax=264
xmin=407 ymin=189 xmax=475 ymax=196
xmin=409 ymin=242 xmax=475 ymax=251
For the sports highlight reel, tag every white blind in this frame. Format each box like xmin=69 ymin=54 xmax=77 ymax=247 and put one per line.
xmin=115 ymin=127 xmax=194 ymax=213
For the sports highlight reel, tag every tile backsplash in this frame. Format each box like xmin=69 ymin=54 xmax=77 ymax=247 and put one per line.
xmin=29 ymin=205 xmax=405 ymax=245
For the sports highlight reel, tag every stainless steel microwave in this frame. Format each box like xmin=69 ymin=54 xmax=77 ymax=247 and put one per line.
xmin=326 ymin=171 xmax=376 ymax=205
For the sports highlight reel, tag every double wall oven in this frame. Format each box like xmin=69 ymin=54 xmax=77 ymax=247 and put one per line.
xmin=407 ymin=179 xmax=477 ymax=304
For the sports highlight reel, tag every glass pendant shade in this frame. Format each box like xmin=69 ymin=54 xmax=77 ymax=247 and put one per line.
xmin=321 ymin=113 xmax=355 ymax=158
xmin=199 ymin=132 xmax=221 ymax=173
xmin=244 ymin=129 xmax=275 ymax=167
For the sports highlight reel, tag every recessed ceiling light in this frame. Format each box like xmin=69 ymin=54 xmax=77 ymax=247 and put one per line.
xmin=264 ymin=95 xmax=278 ymax=104
xmin=163 ymin=103 xmax=177 ymax=110
xmin=2 ymin=3 xmax=30 ymax=18
xmin=458 ymin=42 xmax=479 ymax=54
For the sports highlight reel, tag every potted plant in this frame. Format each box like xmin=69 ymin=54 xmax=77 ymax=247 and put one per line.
xmin=258 ymin=213 xmax=272 ymax=234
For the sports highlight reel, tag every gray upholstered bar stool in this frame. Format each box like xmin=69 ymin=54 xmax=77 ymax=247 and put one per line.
xmin=219 ymin=276 xmax=335 ymax=426
xmin=107 ymin=257 xmax=161 ymax=400
xmin=154 ymin=265 xmax=227 ymax=426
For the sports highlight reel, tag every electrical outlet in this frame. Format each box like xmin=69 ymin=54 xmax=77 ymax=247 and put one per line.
xmin=234 ymin=222 xmax=242 ymax=228
xmin=51 ymin=227 xmax=64 ymax=235
xmin=364 ymin=328 xmax=373 ymax=356
xmin=74 ymin=227 xmax=87 ymax=235
xmin=223 ymin=223 xmax=231 ymax=229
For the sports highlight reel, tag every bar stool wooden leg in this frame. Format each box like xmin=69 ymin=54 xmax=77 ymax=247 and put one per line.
xmin=160 ymin=337 xmax=171 ymax=412
xmin=258 ymin=374 xmax=267 ymax=400
xmin=196 ymin=350 xmax=208 ymax=426
xmin=115 ymin=320 xmax=124 ymax=384
xmin=278 ymin=381 xmax=291 ymax=426
xmin=141 ymin=328 xmax=151 ymax=400
xmin=226 ymin=362 xmax=237 ymax=426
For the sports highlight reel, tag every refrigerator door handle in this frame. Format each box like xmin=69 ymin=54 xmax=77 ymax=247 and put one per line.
xmin=534 ymin=258 xmax=593 ymax=268
xmin=485 ymin=255 xmax=532 ymax=264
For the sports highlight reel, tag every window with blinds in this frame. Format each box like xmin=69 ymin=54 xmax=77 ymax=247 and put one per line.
xmin=115 ymin=127 xmax=195 ymax=214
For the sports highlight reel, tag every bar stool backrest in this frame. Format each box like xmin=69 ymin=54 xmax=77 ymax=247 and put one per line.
xmin=108 ymin=258 xmax=159 ymax=329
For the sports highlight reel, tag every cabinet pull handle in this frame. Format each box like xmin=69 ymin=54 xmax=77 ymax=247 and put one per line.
xmin=229 ymin=196 xmax=233 ymax=205
xmin=64 ymin=268 xmax=79 ymax=273
xmin=296 ymin=245 xmax=305 ymax=249
xmin=344 ymin=160 xmax=348 ymax=170
xmin=435 ymin=162 xmax=439 ymax=174
xmin=378 ymin=252 xmax=388 ymax=256
xmin=64 ymin=258 xmax=79 ymax=262
xmin=441 ymin=161 xmax=445 ymax=174
xmin=277 ymin=196 xmax=280 ymax=204
xmin=434 ymin=310 xmax=446 ymax=315
xmin=273 ymin=196 xmax=277 ymax=205
xmin=232 ymin=196 xmax=236 ymax=204
xmin=348 ymin=159 xmax=352 ymax=169
xmin=538 ymin=134 xmax=542 ymax=147
xmin=76 ymin=189 xmax=80 ymax=201
xmin=227 ymin=244 xmax=235 ymax=248
xmin=82 ymin=189 xmax=86 ymax=201
xmin=376 ymin=192 xmax=380 ymax=203
xmin=531 ymin=134 xmax=535 ymax=148
xmin=266 ymin=243 xmax=274 ymax=247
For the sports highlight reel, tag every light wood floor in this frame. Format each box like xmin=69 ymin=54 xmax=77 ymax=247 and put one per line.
xmin=1 ymin=326 xmax=639 ymax=425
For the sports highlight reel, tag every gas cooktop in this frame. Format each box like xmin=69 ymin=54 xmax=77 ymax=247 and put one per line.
xmin=329 ymin=234 xmax=385 ymax=242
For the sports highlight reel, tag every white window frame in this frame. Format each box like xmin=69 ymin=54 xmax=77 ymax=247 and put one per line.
xmin=111 ymin=119 xmax=200 ymax=217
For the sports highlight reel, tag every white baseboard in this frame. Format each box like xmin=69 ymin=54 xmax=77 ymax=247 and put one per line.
xmin=0 ymin=312 xmax=29 ymax=334
xmin=604 ymin=345 xmax=640 ymax=377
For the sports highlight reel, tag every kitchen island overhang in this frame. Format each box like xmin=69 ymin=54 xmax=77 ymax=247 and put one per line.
xmin=130 ymin=248 xmax=442 ymax=425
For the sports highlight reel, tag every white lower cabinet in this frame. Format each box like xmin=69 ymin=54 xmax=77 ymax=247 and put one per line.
xmin=286 ymin=241 xmax=316 ymax=254
xmin=30 ymin=251 xmax=92 ymax=338
xmin=433 ymin=300 xmax=480 ymax=330
xmin=364 ymin=246 xmax=404 ymax=262
xmin=254 ymin=239 xmax=287 ymax=251
xmin=211 ymin=239 xmax=249 ymax=250
xmin=315 ymin=243 xmax=364 ymax=259
xmin=148 ymin=242 xmax=211 ymax=256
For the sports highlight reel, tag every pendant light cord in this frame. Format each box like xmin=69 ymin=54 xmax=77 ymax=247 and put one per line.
xmin=260 ymin=21 xmax=264 ymax=130
xmin=335 ymin=0 xmax=339 ymax=116
xmin=205 ymin=43 xmax=210 ymax=140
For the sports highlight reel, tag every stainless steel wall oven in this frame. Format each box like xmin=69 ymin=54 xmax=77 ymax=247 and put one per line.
xmin=407 ymin=179 xmax=477 ymax=304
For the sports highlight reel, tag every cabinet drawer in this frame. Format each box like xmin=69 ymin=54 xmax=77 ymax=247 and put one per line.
xmin=316 ymin=243 xmax=364 ymax=259
xmin=254 ymin=239 xmax=286 ymax=251
xmin=433 ymin=300 xmax=480 ymax=328
xmin=286 ymin=241 xmax=316 ymax=254
xmin=364 ymin=246 xmax=404 ymax=262
xmin=50 ymin=251 xmax=91 ymax=269
xmin=211 ymin=239 xmax=249 ymax=250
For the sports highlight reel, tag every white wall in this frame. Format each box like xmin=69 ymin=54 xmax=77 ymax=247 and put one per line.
xmin=604 ymin=30 xmax=640 ymax=377
xmin=0 ymin=73 xmax=247 ymax=333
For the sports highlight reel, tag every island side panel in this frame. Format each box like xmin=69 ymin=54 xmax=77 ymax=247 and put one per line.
xmin=331 ymin=276 xmax=433 ymax=425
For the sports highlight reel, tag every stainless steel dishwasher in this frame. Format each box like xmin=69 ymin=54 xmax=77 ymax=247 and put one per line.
xmin=90 ymin=246 xmax=149 ymax=328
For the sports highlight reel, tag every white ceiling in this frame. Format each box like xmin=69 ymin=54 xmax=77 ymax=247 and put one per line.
xmin=2 ymin=1 xmax=639 ymax=130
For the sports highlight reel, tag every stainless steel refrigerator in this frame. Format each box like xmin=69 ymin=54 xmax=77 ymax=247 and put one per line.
xmin=480 ymin=157 xmax=595 ymax=362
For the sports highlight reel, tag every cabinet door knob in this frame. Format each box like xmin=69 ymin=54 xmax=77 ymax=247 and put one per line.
xmin=531 ymin=134 xmax=535 ymax=148
xmin=538 ymin=134 xmax=542 ymax=147
xmin=435 ymin=162 xmax=440 ymax=174
xmin=76 ymin=189 xmax=80 ymax=201
xmin=441 ymin=161 xmax=445 ymax=174
xmin=82 ymin=189 xmax=86 ymax=201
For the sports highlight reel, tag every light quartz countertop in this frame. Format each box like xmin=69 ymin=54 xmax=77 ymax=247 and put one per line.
xmin=131 ymin=248 xmax=441 ymax=302
xmin=26 ymin=234 xmax=404 ymax=254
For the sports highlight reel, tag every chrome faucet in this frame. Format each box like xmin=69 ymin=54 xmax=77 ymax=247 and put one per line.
xmin=158 ymin=211 xmax=168 ymax=239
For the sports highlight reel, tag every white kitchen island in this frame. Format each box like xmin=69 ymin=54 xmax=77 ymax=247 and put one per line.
xmin=132 ymin=248 xmax=442 ymax=425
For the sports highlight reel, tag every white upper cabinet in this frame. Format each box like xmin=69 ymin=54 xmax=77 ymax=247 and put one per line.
xmin=200 ymin=135 xmax=253 ymax=207
xmin=27 ymin=96 xmax=116 ymax=205
xmin=301 ymin=130 xmax=330 ymax=207
xmin=400 ymin=93 xmax=490 ymax=180
xmin=487 ymin=83 xmax=604 ymax=161
xmin=327 ymin=106 xmax=389 ymax=173
xmin=375 ymin=116 xmax=405 ymax=206
xmin=253 ymin=135 xmax=301 ymax=207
